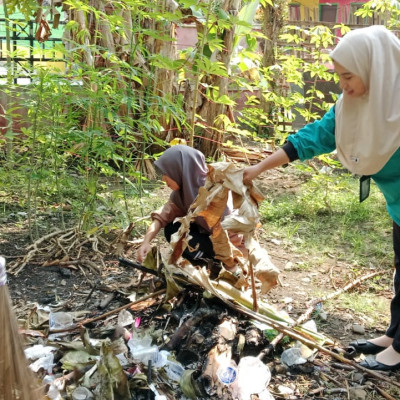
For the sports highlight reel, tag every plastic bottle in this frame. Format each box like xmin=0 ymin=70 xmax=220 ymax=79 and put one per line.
xmin=127 ymin=336 xmax=186 ymax=382
xmin=164 ymin=360 xmax=185 ymax=382
xmin=128 ymin=343 xmax=161 ymax=365
xmin=217 ymin=361 xmax=237 ymax=385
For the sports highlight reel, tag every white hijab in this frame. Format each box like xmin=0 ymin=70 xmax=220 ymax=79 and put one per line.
xmin=331 ymin=25 xmax=400 ymax=175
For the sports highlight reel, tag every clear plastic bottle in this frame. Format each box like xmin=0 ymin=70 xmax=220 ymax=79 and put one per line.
xmin=281 ymin=347 xmax=307 ymax=367
xmin=128 ymin=342 xmax=161 ymax=365
xmin=164 ymin=360 xmax=185 ymax=382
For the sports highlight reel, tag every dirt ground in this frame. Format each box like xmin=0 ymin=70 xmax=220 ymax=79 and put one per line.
xmin=1 ymin=166 xmax=398 ymax=399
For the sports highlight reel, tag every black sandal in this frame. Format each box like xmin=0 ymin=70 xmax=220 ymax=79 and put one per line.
xmin=348 ymin=339 xmax=386 ymax=355
xmin=360 ymin=357 xmax=400 ymax=371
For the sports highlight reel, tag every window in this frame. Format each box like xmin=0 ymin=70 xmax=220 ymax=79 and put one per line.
xmin=320 ymin=4 xmax=338 ymax=23
xmin=289 ymin=4 xmax=300 ymax=21
xmin=348 ymin=3 xmax=378 ymax=25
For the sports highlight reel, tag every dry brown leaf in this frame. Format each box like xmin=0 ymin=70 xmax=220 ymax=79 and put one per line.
xmin=169 ymin=216 xmax=192 ymax=264
xmin=247 ymin=238 xmax=279 ymax=294
xmin=35 ymin=18 xmax=52 ymax=42
xmin=211 ymin=223 xmax=244 ymax=268
xmin=167 ymin=161 xmax=279 ymax=294
xmin=129 ymin=298 xmax=158 ymax=311
xmin=198 ymin=186 xmax=229 ymax=229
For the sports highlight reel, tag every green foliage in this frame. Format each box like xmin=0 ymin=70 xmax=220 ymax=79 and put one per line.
xmin=3 ymin=0 xmax=394 ymax=241
xmin=0 ymin=0 xmax=198 ymax=236
xmin=5 ymin=0 xmax=39 ymax=19
xmin=354 ymin=0 xmax=400 ymax=28
xmin=238 ymin=25 xmax=336 ymax=140
xmin=263 ymin=329 xmax=279 ymax=341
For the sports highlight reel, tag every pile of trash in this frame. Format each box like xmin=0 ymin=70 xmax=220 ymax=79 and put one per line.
xmin=22 ymin=289 xmax=328 ymax=400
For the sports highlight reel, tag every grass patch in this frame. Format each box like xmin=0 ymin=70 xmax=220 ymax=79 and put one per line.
xmin=258 ymin=164 xmax=392 ymax=269
xmin=325 ymin=292 xmax=391 ymax=329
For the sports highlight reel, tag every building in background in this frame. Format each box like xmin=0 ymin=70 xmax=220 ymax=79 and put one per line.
xmin=289 ymin=0 xmax=389 ymax=25
xmin=0 ymin=4 xmax=65 ymax=84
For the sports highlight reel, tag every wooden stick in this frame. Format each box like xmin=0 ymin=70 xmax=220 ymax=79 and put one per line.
xmin=248 ymin=260 xmax=258 ymax=312
xmin=374 ymin=385 xmax=397 ymax=400
xmin=264 ymin=270 xmax=386 ymax=355
xmin=306 ymin=270 xmax=384 ymax=308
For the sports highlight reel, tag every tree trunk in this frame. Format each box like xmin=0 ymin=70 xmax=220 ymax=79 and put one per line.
xmin=61 ymin=1 xmax=179 ymax=143
xmin=259 ymin=1 xmax=285 ymax=137
xmin=151 ymin=0 xmax=179 ymax=141
xmin=187 ymin=0 xmax=241 ymax=158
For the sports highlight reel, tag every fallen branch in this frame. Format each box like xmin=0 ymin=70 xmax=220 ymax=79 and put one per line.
xmin=8 ymin=229 xmax=69 ymax=275
xmin=8 ymin=227 xmax=112 ymax=276
xmin=374 ymin=385 xmax=397 ymax=400
xmin=109 ymin=222 xmax=135 ymax=256
xmin=306 ymin=270 xmax=385 ymax=308
xmin=118 ymin=257 xmax=162 ymax=277
xmin=264 ymin=270 xmax=386 ymax=354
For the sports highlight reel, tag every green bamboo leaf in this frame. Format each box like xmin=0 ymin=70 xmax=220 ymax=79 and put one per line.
xmin=233 ymin=0 xmax=259 ymax=50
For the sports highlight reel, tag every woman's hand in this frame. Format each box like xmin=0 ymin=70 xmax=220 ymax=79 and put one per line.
xmin=137 ymin=242 xmax=152 ymax=263
xmin=136 ymin=219 xmax=163 ymax=263
xmin=243 ymin=165 xmax=262 ymax=185
xmin=243 ymin=149 xmax=290 ymax=185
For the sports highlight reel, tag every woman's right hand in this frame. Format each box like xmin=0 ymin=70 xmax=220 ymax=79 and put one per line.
xmin=243 ymin=165 xmax=260 ymax=185
xmin=137 ymin=242 xmax=152 ymax=263
xmin=243 ymin=149 xmax=291 ymax=185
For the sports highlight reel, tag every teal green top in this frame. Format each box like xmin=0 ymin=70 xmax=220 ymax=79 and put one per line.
xmin=287 ymin=105 xmax=400 ymax=225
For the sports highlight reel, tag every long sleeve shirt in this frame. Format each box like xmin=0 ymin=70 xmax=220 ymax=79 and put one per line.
xmin=282 ymin=105 xmax=400 ymax=225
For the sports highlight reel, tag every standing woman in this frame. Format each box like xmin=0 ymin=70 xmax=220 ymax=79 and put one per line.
xmin=243 ymin=26 xmax=400 ymax=371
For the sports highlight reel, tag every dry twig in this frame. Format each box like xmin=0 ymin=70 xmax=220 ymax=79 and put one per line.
xmin=8 ymin=226 xmax=109 ymax=276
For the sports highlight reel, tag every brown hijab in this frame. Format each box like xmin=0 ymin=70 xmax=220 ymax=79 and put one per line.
xmin=154 ymin=145 xmax=208 ymax=213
